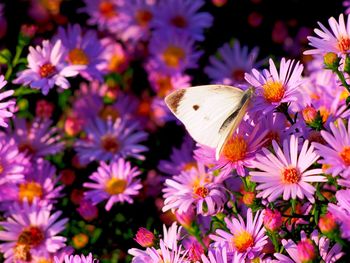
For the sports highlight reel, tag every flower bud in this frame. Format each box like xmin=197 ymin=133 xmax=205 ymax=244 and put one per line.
xmin=212 ymin=0 xmax=227 ymax=7
xmin=318 ymin=212 xmax=337 ymax=234
xmin=65 ymin=114 xmax=84 ymax=136
xmin=263 ymin=209 xmax=282 ymax=231
xmin=60 ymin=169 xmax=76 ymax=185
xmin=134 ymin=227 xmax=155 ymax=247
xmin=36 ymin=100 xmax=54 ymax=119
xmin=242 ymin=191 xmax=255 ymax=206
xmin=297 ymin=239 xmax=316 ymax=263
xmin=323 ymin=52 xmax=340 ymax=70
xmin=72 ymin=233 xmax=89 ymax=249
xmin=175 ymin=208 xmax=195 ymax=229
xmin=77 ymin=200 xmax=98 ymax=222
xmin=302 ymin=106 xmax=317 ymax=124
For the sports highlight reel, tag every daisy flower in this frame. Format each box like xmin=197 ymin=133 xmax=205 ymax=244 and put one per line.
xmin=205 ymin=41 xmax=260 ymax=85
xmin=304 ymin=14 xmax=350 ymax=55
xmin=152 ymin=0 xmax=213 ymax=41
xmin=250 ymin=135 xmax=326 ymax=203
xmin=328 ymin=189 xmax=350 ymax=240
xmin=148 ymin=30 xmax=202 ymax=74
xmin=13 ymin=40 xmax=82 ymax=95
xmin=55 ymin=253 xmax=98 ymax=263
xmin=0 ymin=75 xmax=15 ymax=127
xmin=210 ymin=208 xmax=268 ymax=259
xmin=74 ymin=117 xmax=148 ymax=164
xmin=0 ymin=201 xmax=67 ymax=263
xmin=56 ymin=24 xmax=106 ymax=81
xmin=313 ymin=119 xmax=350 ymax=178
xmin=201 ymin=247 xmax=243 ymax=263
xmin=162 ymin=163 xmax=226 ymax=216
xmin=84 ymin=158 xmax=142 ymax=211
xmin=244 ymin=58 xmax=304 ymax=115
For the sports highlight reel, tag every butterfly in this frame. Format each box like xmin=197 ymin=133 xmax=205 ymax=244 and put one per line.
xmin=164 ymin=85 xmax=254 ymax=160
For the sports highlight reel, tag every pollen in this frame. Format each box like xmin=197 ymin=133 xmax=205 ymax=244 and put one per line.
xmin=135 ymin=9 xmax=153 ymax=27
xmin=281 ymin=167 xmax=301 ymax=184
xmin=105 ymin=177 xmax=127 ymax=195
xmin=19 ymin=182 xmax=43 ymax=203
xmin=17 ymin=226 xmax=44 ymax=248
xmin=99 ymin=1 xmax=117 ymax=19
xmin=101 ymin=135 xmax=120 ymax=153
xmin=68 ymin=48 xmax=89 ymax=65
xmin=262 ymin=81 xmax=285 ymax=103
xmin=162 ymin=45 xmax=186 ymax=68
xmin=14 ymin=244 xmax=31 ymax=261
xmin=170 ymin=15 xmax=188 ymax=28
xmin=222 ymin=135 xmax=248 ymax=162
xmin=232 ymin=230 xmax=254 ymax=253
xmin=337 ymin=36 xmax=350 ymax=53
xmin=193 ymin=186 xmax=209 ymax=198
xmin=39 ymin=63 xmax=56 ymax=78
xmin=340 ymin=146 xmax=350 ymax=166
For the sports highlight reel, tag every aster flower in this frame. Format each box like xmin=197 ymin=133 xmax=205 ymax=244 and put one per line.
xmin=13 ymin=40 xmax=82 ymax=95
xmin=84 ymin=158 xmax=142 ymax=211
xmin=201 ymin=247 xmax=243 ymax=263
xmin=304 ymin=14 xmax=350 ymax=55
xmin=205 ymin=41 xmax=260 ymax=86
xmin=0 ymin=201 xmax=67 ymax=263
xmin=55 ymin=253 xmax=98 ymax=263
xmin=5 ymin=117 xmax=64 ymax=159
xmin=152 ymin=0 xmax=213 ymax=41
xmin=56 ymin=24 xmax=106 ymax=81
xmin=244 ymin=58 xmax=304 ymax=115
xmin=328 ymin=189 xmax=350 ymax=240
xmin=210 ymin=208 xmax=268 ymax=259
xmin=74 ymin=117 xmax=147 ymax=164
xmin=250 ymin=135 xmax=326 ymax=203
xmin=0 ymin=75 xmax=15 ymax=127
xmin=345 ymin=1 xmax=350 ymax=15
xmin=313 ymin=119 xmax=350 ymax=178
xmin=148 ymin=31 xmax=202 ymax=74
xmin=162 ymin=162 xmax=226 ymax=216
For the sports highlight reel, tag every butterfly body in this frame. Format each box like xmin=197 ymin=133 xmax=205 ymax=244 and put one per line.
xmin=165 ymin=85 xmax=254 ymax=160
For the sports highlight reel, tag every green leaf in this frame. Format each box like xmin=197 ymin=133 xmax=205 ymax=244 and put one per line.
xmin=58 ymin=89 xmax=72 ymax=110
xmin=0 ymin=49 xmax=12 ymax=64
xmin=14 ymin=86 xmax=40 ymax=97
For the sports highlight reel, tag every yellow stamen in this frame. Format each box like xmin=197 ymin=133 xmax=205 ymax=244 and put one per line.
xmin=68 ymin=48 xmax=89 ymax=65
xmin=39 ymin=63 xmax=56 ymax=78
xmin=222 ymin=135 xmax=248 ymax=162
xmin=162 ymin=46 xmax=186 ymax=68
xmin=340 ymin=146 xmax=350 ymax=166
xmin=19 ymin=182 xmax=43 ymax=203
xmin=262 ymin=81 xmax=285 ymax=103
xmin=105 ymin=177 xmax=127 ymax=195
xmin=232 ymin=231 xmax=254 ymax=252
xmin=18 ymin=226 xmax=44 ymax=247
xmin=281 ymin=167 xmax=301 ymax=184
xmin=338 ymin=36 xmax=350 ymax=53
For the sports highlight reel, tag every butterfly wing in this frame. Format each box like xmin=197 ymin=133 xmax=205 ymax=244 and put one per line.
xmin=165 ymin=85 xmax=247 ymax=157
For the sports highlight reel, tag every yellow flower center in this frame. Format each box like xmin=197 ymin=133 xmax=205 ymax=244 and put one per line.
xmin=39 ymin=63 xmax=56 ymax=78
xmin=99 ymin=106 xmax=120 ymax=122
xmin=222 ymin=135 xmax=248 ymax=162
xmin=18 ymin=226 xmax=44 ymax=248
xmin=68 ymin=48 xmax=89 ymax=65
xmin=105 ymin=177 xmax=127 ymax=195
xmin=281 ymin=167 xmax=301 ymax=184
xmin=340 ymin=89 xmax=350 ymax=100
xmin=232 ymin=230 xmax=254 ymax=252
xmin=14 ymin=244 xmax=32 ymax=261
xmin=170 ymin=15 xmax=188 ymax=28
xmin=37 ymin=258 xmax=53 ymax=263
xmin=262 ymin=81 xmax=285 ymax=103
xmin=193 ymin=186 xmax=209 ymax=198
xmin=183 ymin=162 xmax=197 ymax=171
xmin=338 ymin=36 xmax=350 ymax=53
xmin=162 ymin=46 xmax=186 ymax=68
xmin=19 ymin=182 xmax=43 ymax=203
xmin=231 ymin=69 xmax=245 ymax=82
xmin=135 ymin=9 xmax=153 ymax=27
xmin=340 ymin=146 xmax=350 ymax=166
xmin=100 ymin=135 xmax=120 ymax=153
xmin=99 ymin=1 xmax=117 ymax=18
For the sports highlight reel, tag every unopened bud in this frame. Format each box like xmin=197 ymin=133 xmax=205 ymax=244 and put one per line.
xmin=263 ymin=209 xmax=282 ymax=231
xmin=319 ymin=212 xmax=337 ymax=234
xmin=297 ymin=239 xmax=316 ymax=263
xmin=323 ymin=52 xmax=340 ymax=70
xmin=134 ymin=228 xmax=155 ymax=247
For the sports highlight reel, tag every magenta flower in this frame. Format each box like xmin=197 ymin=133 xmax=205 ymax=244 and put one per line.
xmin=13 ymin=40 xmax=82 ymax=95
xmin=313 ymin=119 xmax=350 ymax=178
xmin=84 ymin=158 xmax=142 ymax=211
xmin=250 ymin=135 xmax=326 ymax=203
xmin=0 ymin=201 xmax=67 ymax=263
xmin=210 ymin=209 xmax=267 ymax=259
xmin=162 ymin=163 xmax=226 ymax=216
xmin=245 ymin=58 xmax=304 ymax=115
xmin=0 ymin=75 xmax=15 ymax=127
xmin=201 ymin=247 xmax=243 ymax=263
xmin=205 ymin=41 xmax=260 ymax=85
xmin=328 ymin=189 xmax=350 ymax=240
xmin=55 ymin=253 xmax=98 ymax=263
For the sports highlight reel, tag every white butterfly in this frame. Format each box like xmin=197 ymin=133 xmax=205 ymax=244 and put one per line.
xmin=164 ymin=85 xmax=254 ymax=160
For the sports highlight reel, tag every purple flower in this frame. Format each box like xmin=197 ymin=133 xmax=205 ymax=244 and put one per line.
xmin=0 ymin=75 xmax=15 ymax=127
xmin=0 ymin=201 xmax=67 ymax=263
xmin=250 ymin=135 xmax=326 ymax=203
xmin=202 ymin=247 xmax=243 ymax=263
xmin=55 ymin=253 xmax=98 ymax=263
xmin=328 ymin=189 xmax=350 ymax=240
xmin=84 ymin=158 xmax=142 ymax=211
xmin=13 ymin=40 xmax=82 ymax=95
xmin=74 ymin=117 xmax=148 ymax=164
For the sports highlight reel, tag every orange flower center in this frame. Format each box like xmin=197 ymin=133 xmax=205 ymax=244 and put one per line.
xmin=170 ymin=15 xmax=188 ymax=28
xmin=222 ymin=135 xmax=248 ymax=162
xmin=100 ymin=135 xmax=120 ymax=153
xmin=108 ymin=54 xmax=126 ymax=72
xmin=105 ymin=177 xmax=127 ymax=195
xmin=162 ymin=45 xmax=186 ymax=68
xmin=39 ymin=63 xmax=56 ymax=78
xmin=156 ymin=75 xmax=173 ymax=97
xmin=68 ymin=48 xmax=89 ymax=65
xmin=232 ymin=231 xmax=254 ymax=253
xmin=338 ymin=36 xmax=350 ymax=53
xmin=281 ymin=167 xmax=301 ymax=184
xmin=340 ymin=146 xmax=350 ymax=166
xmin=19 ymin=182 xmax=43 ymax=203
xmin=99 ymin=1 xmax=117 ymax=18
xmin=183 ymin=162 xmax=197 ymax=171
xmin=135 ymin=9 xmax=153 ymax=27
xmin=99 ymin=106 xmax=120 ymax=121
xmin=14 ymin=244 xmax=32 ymax=261
xmin=231 ymin=69 xmax=245 ymax=82
xmin=193 ymin=186 xmax=209 ymax=198
xmin=262 ymin=81 xmax=285 ymax=103
xmin=18 ymin=226 xmax=44 ymax=248
xmin=0 ymin=164 xmax=3 ymax=174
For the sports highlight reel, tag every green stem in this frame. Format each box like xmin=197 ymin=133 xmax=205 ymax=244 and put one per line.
xmin=335 ymin=69 xmax=350 ymax=93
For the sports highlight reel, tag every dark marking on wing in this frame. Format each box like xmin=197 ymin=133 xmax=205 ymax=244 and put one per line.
xmin=193 ymin=105 xmax=199 ymax=111
xmin=165 ymin=89 xmax=186 ymax=114
xmin=219 ymin=91 xmax=251 ymax=133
